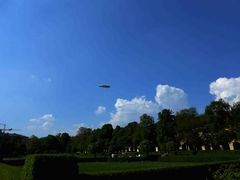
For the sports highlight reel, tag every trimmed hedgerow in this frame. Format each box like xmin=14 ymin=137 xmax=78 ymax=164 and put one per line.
xmin=212 ymin=162 xmax=240 ymax=180
xmin=22 ymin=154 xmax=78 ymax=180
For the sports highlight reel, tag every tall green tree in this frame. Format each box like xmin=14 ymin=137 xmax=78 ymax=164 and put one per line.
xmin=205 ymin=99 xmax=231 ymax=132
xmin=204 ymin=99 xmax=233 ymax=148
xmin=100 ymin=124 xmax=113 ymax=152
xmin=232 ymin=101 xmax=240 ymax=138
xmin=176 ymin=108 xmax=202 ymax=150
xmin=26 ymin=135 xmax=41 ymax=154
xmin=73 ymin=127 xmax=92 ymax=153
xmin=139 ymin=114 xmax=156 ymax=143
xmin=125 ymin=122 xmax=141 ymax=150
xmin=156 ymin=109 xmax=176 ymax=150
xmin=109 ymin=126 xmax=127 ymax=153
xmin=56 ymin=132 xmax=71 ymax=152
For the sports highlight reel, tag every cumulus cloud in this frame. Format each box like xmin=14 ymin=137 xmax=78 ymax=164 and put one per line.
xmin=95 ymin=106 xmax=106 ymax=115
xmin=47 ymin=77 xmax=52 ymax=83
xmin=108 ymin=96 xmax=161 ymax=127
xmin=28 ymin=114 xmax=55 ymax=130
xmin=210 ymin=77 xmax=240 ymax=105
xmin=155 ymin=85 xmax=188 ymax=111
xmin=108 ymin=84 xmax=189 ymax=127
xmin=30 ymin=75 xmax=53 ymax=83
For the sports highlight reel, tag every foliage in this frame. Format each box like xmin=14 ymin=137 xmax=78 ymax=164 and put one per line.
xmin=22 ymin=154 xmax=78 ymax=180
xmin=205 ymin=99 xmax=231 ymax=133
xmin=212 ymin=163 xmax=240 ymax=180
xmin=176 ymin=108 xmax=203 ymax=150
xmin=26 ymin=133 xmax=72 ymax=154
xmin=156 ymin=109 xmax=177 ymax=152
xmin=26 ymin=136 xmax=41 ymax=154
xmin=232 ymin=102 xmax=240 ymax=138
xmin=3 ymin=99 xmax=240 ymax=157
xmin=0 ymin=133 xmax=27 ymax=157
xmin=139 ymin=114 xmax=156 ymax=142
xmin=139 ymin=140 xmax=155 ymax=154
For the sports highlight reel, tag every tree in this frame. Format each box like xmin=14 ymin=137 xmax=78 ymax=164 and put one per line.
xmin=100 ymin=124 xmax=113 ymax=152
xmin=125 ymin=122 xmax=141 ymax=149
xmin=176 ymin=108 xmax=202 ymax=150
xmin=41 ymin=135 xmax=62 ymax=153
xmin=216 ymin=130 xmax=236 ymax=150
xmin=100 ymin=124 xmax=113 ymax=140
xmin=139 ymin=114 xmax=156 ymax=143
xmin=232 ymin=101 xmax=240 ymax=138
xmin=139 ymin=140 xmax=154 ymax=155
xmin=26 ymin=135 xmax=41 ymax=154
xmin=56 ymin=132 xmax=71 ymax=152
xmin=73 ymin=127 xmax=92 ymax=153
xmin=109 ymin=126 xmax=127 ymax=153
xmin=204 ymin=99 xmax=232 ymax=147
xmin=157 ymin=109 xmax=176 ymax=144
xmin=205 ymin=99 xmax=231 ymax=132
xmin=77 ymin=127 xmax=92 ymax=136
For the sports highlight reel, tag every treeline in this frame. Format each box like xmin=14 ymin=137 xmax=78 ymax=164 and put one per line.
xmin=72 ymin=99 xmax=240 ymax=155
xmin=1 ymin=99 xmax=240 ymax=157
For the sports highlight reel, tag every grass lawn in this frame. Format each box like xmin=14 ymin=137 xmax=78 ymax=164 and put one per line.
xmin=78 ymin=151 xmax=240 ymax=175
xmin=78 ymin=161 xmax=214 ymax=175
xmin=1 ymin=151 xmax=240 ymax=179
xmin=0 ymin=163 xmax=23 ymax=180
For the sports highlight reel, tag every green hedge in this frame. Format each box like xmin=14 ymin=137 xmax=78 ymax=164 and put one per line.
xmin=2 ymin=157 xmax=25 ymax=166
xmin=212 ymin=162 xmax=240 ymax=180
xmin=22 ymin=154 xmax=78 ymax=180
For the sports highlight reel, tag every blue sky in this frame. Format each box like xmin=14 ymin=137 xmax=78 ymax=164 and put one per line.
xmin=0 ymin=0 xmax=240 ymax=137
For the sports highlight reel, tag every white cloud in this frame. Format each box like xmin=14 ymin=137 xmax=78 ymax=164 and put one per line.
xmin=108 ymin=84 xmax=189 ymax=127
xmin=47 ymin=77 xmax=52 ymax=83
xmin=42 ymin=121 xmax=52 ymax=128
xmin=155 ymin=84 xmax=188 ymax=111
xmin=31 ymin=74 xmax=36 ymax=80
xmin=95 ymin=106 xmax=106 ymax=115
xmin=29 ymin=118 xmax=39 ymax=122
xmin=30 ymin=75 xmax=52 ymax=83
xmin=28 ymin=114 xmax=55 ymax=130
xmin=40 ymin=114 xmax=54 ymax=121
xmin=210 ymin=77 xmax=240 ymax=105
xmin=109 ymin=96 xmax=160 ymax=127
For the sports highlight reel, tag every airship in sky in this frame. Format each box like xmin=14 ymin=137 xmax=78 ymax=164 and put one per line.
xmin=98 ymin=84 xmax=111 ymax=88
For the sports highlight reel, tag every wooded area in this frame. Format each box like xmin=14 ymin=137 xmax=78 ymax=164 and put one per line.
xmin=1 ymin=99 xmax=240 ymax=157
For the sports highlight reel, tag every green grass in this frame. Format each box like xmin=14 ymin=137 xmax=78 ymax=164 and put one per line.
xmin=78 ymin=161 xmax=212 ymax=175
xmin=1 ymin=151 xmax=240 ymax=179
xmin=78 ymin=151 xmax=240 ymax=175
xmin=0 ymin=163 xmax=23 ymax=180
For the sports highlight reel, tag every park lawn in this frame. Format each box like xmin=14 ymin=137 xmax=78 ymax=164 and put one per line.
xmin=0 ymin=162 xmax=23 ymax=180
xmin=78 ymin=151 xmax=240 ymax=175
xmin=78 ymin=161 xmax=212 ymax=175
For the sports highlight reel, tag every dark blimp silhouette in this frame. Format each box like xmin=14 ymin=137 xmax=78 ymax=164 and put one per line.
xmin=99 ymin=84 xmax=111 ymax=88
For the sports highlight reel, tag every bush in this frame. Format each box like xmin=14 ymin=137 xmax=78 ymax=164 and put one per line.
xmin=212 ymin=163 xmax=240 ymax=180
xmin=2 ymin=157 xmax=25 ymax=166
xmin=22 ymin=154 xmax=78 ymax=180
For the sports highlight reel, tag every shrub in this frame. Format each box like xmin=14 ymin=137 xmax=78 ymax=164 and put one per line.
xmin=22 ymin=154 xmax=78 ymax=180
xmin=2 ymin=157 xmax=25 ymax=166
xmin=212 ymin=163 xmax=240 ymax=180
